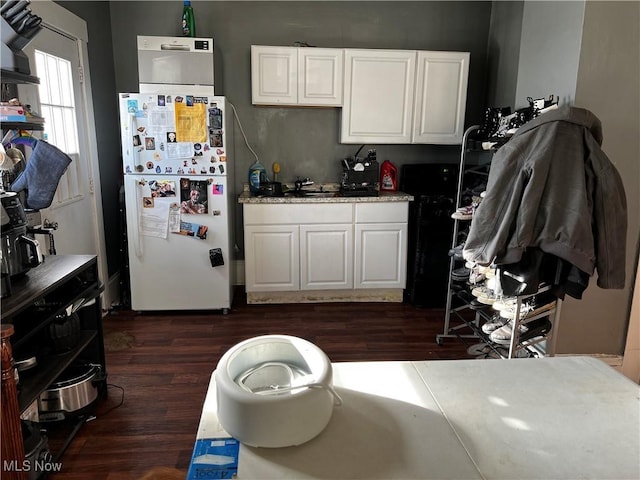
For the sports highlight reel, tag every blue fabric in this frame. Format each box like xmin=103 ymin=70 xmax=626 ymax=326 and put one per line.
xmin=11 ymin=140 xmax=72 ymax=210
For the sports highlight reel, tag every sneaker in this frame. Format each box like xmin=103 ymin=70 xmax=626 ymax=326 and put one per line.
xmin=481 ymin=314 xmax=510 ymax=334
xmin=448 ymin=243 xmax=465 ymax=260
xmin=492 ymin=296 xmax=517 ymax=311
xmin=476 ymin=288 xmax=499 ymax=305
xmin=451 ymin=267 xmax=471 ymax=281
xmin=498 ymin=293 xmax=557 ymax=320
xmin=468 ymin=270 xmax=486 ymax=285
xmin=451 ymin=204 xmax=474 ymax=220
xmin=489 ymin=318 xmax=552 ymax=345
xmin=471 ymin=283 xmax=492 ymax=298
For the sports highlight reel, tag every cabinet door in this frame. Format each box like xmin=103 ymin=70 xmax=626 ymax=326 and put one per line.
xmin=412 ymin=51 xmax=470 ymax=144
xmin=341 ymin=49 xmax=416 ymax=144
xmin=354 ymin=223 xmax=408 ymax=289
xmin=251 ymin=46 xmax=297 ymax=105
xmin=300 ymin=224 xmax=353 ymax=290
xmin=244 ymin=225 xmax=299 ymax=291
xmin=298 ymin=48 xmax=343 ymax=106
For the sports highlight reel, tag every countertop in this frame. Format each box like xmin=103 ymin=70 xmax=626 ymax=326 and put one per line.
xmin=189 ymin=356 xmax=640 ymax=479
xmin=238 ymin=190 xmax=413 ymax=204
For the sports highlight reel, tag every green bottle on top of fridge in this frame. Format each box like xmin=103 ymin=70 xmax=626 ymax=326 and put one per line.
xmin=182 ymin=0 xmax=196 ymax=37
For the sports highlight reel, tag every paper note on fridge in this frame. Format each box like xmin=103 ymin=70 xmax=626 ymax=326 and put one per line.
xmin=140 ymin=198 xmax=170 ymax=238
xmin=175 ymin=102 xmax=207 ymax=143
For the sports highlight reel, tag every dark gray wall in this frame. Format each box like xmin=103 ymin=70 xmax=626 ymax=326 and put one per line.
xmin=485 ymin=0 xmax=640 ymax=356
xmin=107 ymin=1 xmax=492 ymax=256
xmin=55 ymin=1 xmax=121 ymax=278
xmin=514 ymin=1 xmax=584 ymax=108
xmin=486 ymin=1 xmax=523 ymax=107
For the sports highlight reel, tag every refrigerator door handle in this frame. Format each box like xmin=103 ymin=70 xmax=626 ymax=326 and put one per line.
xmin=124 ymin=112 xmax=138 ymax=174
xmin=130 ymin=177 xmax=144 ymax=259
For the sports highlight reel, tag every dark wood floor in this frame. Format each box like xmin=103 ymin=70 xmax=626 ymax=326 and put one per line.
xmin=48 ymin=292 xmax=474 ymax=479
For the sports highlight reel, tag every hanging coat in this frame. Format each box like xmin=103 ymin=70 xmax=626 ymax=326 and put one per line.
xmin=463 ymin=105 xmax=627 ymax=289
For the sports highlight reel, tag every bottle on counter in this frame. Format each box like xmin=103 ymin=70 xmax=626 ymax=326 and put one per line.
xmin=182 ymin=0 xmax=196 ymax=37
xmin=248 ymin=159 xmax=268 ymax=194
xmin=380 ymin=160 xmax=398 ymax=192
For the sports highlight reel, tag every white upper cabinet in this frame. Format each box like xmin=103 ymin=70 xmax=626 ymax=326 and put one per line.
xmin=251 ymin=46 xmax=343 ymax=106
xmin=341 ymin=49 xmax=416 ymax=144
xmin=412 ymin=51 xmax=470 ymax=144
xmin=341 ymin=49 xmax=470 ymax=145
xmin=251 ymin=46 xmax=298 ymax=105
xmin=298 ymin=48 xmax=343 ymax=106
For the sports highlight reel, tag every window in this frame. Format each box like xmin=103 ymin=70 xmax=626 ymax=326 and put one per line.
xmin=34 ymin=50 xmax=81 ymax=205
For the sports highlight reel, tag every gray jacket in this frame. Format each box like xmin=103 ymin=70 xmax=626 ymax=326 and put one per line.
xmin=463 ymin=105 xmax=627 ymax=289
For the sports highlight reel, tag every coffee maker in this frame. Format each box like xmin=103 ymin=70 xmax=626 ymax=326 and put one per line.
xmin=339 ymin=148 xmax=379 ymax=197
xmin=1 ymin=191 xmax=43 ymax=297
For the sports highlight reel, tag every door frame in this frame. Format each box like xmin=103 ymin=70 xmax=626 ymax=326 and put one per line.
xmin=29 ymin=0 xmax=110 ymax=309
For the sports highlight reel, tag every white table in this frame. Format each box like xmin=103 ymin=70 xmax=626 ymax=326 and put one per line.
xmin=193 ymin=357 xmax=640 ymax=479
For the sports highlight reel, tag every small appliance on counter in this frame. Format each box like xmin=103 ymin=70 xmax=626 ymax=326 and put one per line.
xmin=0 ymin=190 xmax=43 ymax=297
xmin=339 ymin=147 xmax=379 ymax=197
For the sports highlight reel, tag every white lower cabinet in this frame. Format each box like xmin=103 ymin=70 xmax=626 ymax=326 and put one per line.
xmin=300 ymin=224 xmax=353 ymax=290
xmin=243 ymin=202 xmax=409 ymax=298
xmin=244 ymin=225 xmax=299 ymax=292
xmin=354 ymin=203 xmax=408 ymax=289
xmin=355 ymin=223 xmax=408 ymax=289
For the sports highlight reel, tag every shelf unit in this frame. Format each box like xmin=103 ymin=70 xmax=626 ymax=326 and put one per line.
xmin=436 ymin=125 xmax=561 ymax=359
xmin=1 ymin=255 xmax=107 ymax=477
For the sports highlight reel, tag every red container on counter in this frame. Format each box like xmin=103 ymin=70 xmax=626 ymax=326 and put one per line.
xmin=380 ymin=160 xmax=398 ymax=191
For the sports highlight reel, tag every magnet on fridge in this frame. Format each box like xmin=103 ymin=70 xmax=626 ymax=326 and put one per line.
xmin=219 ymin=156 xmax=227 ymax=163
xmin=135 ymin=165 xmax=144 ymax=172
xmin=146 ymin=161 xmax=154 ymax=170
xmin=200 ymin=167 xmax=207 ymax=174
xmin=219 ymin=165 xmax=225 ymax=174
xmin=127 ymin=100 xmax=138 ymax=113
xmin=156 ymin=166 xmax=161 ymax=173
xmin=209 ymin=166 xmax=216 ymax=173
xmin=209 ymin=248 xmax=224 ymax=267
xmin=212 ymin=209 xmax=221 ymax=216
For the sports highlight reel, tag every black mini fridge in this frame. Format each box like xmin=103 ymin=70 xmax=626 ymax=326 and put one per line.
xmin=401 ymin=164 xmax=458 ymax=307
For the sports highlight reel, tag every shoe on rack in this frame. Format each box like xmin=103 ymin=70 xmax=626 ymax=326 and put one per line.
xmin=451 ymin=267 xmax=471 ymax=281
xmin=492 ymin=296 xmax=517 ymax=312
xmin=472 ymin=284 xmax=500 ymax=305
xmin=468 ymin=270 xmax=486 ymax=285
xmin=469 ymin=298 xmax=491 ymax=311
xmin=481 ymin=314 xmax=510 ymax=334
xmin=489 ymin=317 xmax=552 ymax=346
xmin=451 ymin=204 xmax=474 ymax=220
xmin=448 ymin=243 xmax=465 ymax=260
xmin=498 ymin=293 xmax=557 ymax=320
xmin=473 ymin=106 xmax=511 ymax=141
xmin=471 ymin=284 xmax=492 ymax=298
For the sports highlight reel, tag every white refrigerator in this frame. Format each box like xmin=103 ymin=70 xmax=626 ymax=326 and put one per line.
xmin=119 ymin=91 xmax=233 ymax=311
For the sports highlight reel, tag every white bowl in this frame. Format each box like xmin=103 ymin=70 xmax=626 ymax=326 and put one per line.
xmin=216 ymin=335 xmax=336 ymax=448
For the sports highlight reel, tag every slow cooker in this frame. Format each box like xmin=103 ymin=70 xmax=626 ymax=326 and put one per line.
xmin=38 ymin=363 xmax=102 ymax=422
